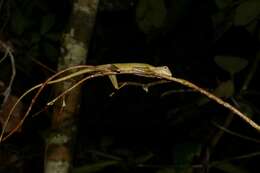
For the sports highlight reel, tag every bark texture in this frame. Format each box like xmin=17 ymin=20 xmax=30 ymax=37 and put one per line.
xmin=44 ymin=1 xmax=99 ymax=173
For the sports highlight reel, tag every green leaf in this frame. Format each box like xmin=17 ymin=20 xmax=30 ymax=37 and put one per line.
xmin=42 ymin=42 xmax=59 ymax=61
xmin=258 ymin=28 xmax=260 ymax=41
xmin=72 ymin=160 xmax=119 ymax=173
xmin=245 ymin=19 xmax=258 ymax=34
xmin=234 ymin=1 xmax=260 ymax=26
xmin=40 ymin=14 xmax=55 ymax=34
xmin=238 ymin=101 xmax=254 ymax=118
xmin=215 ymin=0 xmax=233 ymax=9
xmin=157 ymin=168 xmax=176 ymax=173
xmin=27 ymin=45 xmax=40 ymax=58
xmin=100 ymin=136 xmax=114 ymax=150
xmin=213 ymin=162 xmax=250 ymax=173
xmin=43 ymin=43 xmax=59 ymax=58
xmin=30 ymin=32 xmax=42 ymax=44
xmin=136 ymin=0 xmax=166 ymax=33
xmin=174 ymin=143 xmax=201 ymax=164
xmin=135 ymin=152 xmax=154 ymax=164
xmin=173 ymin=143 xmax=201 ymax=173
xmin=213 ymin=80 xmax=235 ymax=98
xmin=45 ymin=33 xmax=61 ymax=42
xmin=214 ymin=56 xmax=248 ymax=75
xmin=11 ymin=11 xmax=28 ymax=35
xmin=197 ymin=80 xmax=234 ymax=106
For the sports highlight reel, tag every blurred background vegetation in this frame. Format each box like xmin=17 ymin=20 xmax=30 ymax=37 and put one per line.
xmin=0 ymin=0 xmax=260 ymax=172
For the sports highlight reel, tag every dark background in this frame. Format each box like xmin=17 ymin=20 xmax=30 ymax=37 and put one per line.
xmin=0 ymin=0 xmax=260 ymax=172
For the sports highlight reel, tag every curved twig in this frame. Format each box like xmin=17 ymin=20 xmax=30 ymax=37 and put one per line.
xmin=0 ymin=65 xmax=93 ymax=141
xmin=1 ymin=64 xmax=260 ymax=142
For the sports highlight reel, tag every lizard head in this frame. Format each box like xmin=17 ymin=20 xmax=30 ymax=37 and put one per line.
xmin=154 ymin=66 xmax=172 ymax=77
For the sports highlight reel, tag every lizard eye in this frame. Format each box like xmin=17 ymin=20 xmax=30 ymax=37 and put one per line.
xmin=160 ymin=66 xmax=172 ymax=76
xmin=163 ymin=66 xmax=169 ymax=70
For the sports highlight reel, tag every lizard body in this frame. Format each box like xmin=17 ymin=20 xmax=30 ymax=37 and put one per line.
xmin=98 ymin=63 xmax=172 ymax=77
xmin=2 ymin=62 xmax=260 ymax=142
xmin=42 ymin=63 xmax=172 ymax=88
xmin=97 ymin=63 xmax=172 ymax=89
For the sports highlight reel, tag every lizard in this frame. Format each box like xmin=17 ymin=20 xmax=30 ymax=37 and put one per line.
xmin=1 ymin=62 xmax=260 ymax=143
xmin=0 ymin=63 xmax=172 ymax=140
xmin=44 ymin=63 xmax=260 ymax=132
xmin=96 ymin=63 xmax=172 ymax=89
xmin=29 ymin=63 xmax=172 ymax=89
xmin=5 ymin=62 xmax=171 ymax=113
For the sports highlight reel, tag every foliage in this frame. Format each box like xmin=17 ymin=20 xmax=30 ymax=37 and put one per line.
xmin=0 ymin=0 xmax=260 ymax=173
xmin=136 ymin=0 xmax=167 ymax=34
xmin=214 ymin=56 xmax=248 ymax=76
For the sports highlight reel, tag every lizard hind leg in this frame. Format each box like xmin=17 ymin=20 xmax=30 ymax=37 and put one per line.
xmin=108 ymin=75 xmax=127 ymax=97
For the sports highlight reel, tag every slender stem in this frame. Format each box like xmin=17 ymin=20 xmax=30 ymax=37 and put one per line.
xmin=2 ymin=63 xmax=260 ymax=142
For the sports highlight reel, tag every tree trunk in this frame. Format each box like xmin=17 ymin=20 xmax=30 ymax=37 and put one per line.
xmin=44 ymin=0 xmax=99 ymax=173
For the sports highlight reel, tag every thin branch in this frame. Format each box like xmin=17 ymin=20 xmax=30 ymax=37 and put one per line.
xmin=210 ymin=55 xmax=260 ymax=149
xmin=0 ymin=41 xmax=16 ymax=107
xmin=0 ymin=65 xmax=92 ymax=142
xmin=137 ymin=151 xmax=260 ymax=169
xmin=212 ymin=121 xmax=260 ymax=144
xmin=160 ymin=75 xmax=260 ymax=132
xmin=47 ymin=72 xmax=126 ymax=106
xmin=211 ymin=151 xmax=260 ymax=166
xmin=88 ymin=150 xmax=123 ymax=161
xmin=104 ymin=80 xmax=170 ymax=96
xmin=48 ymin=70 xmax=260 ymax=131
xmin=2 ymin=63 xmax=260 ymax=142
xmin=31 ymin=58 xmax=56 ymax=74
xmin=242 ymin=53 xmax=260 ymax=90
xmin=0 ymin=49 xmax=8 ymax=63
xmin=3 ymin=47 xmax=16 ymax=105
xmin=161 ymin=88 xmax=205 ymax=97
